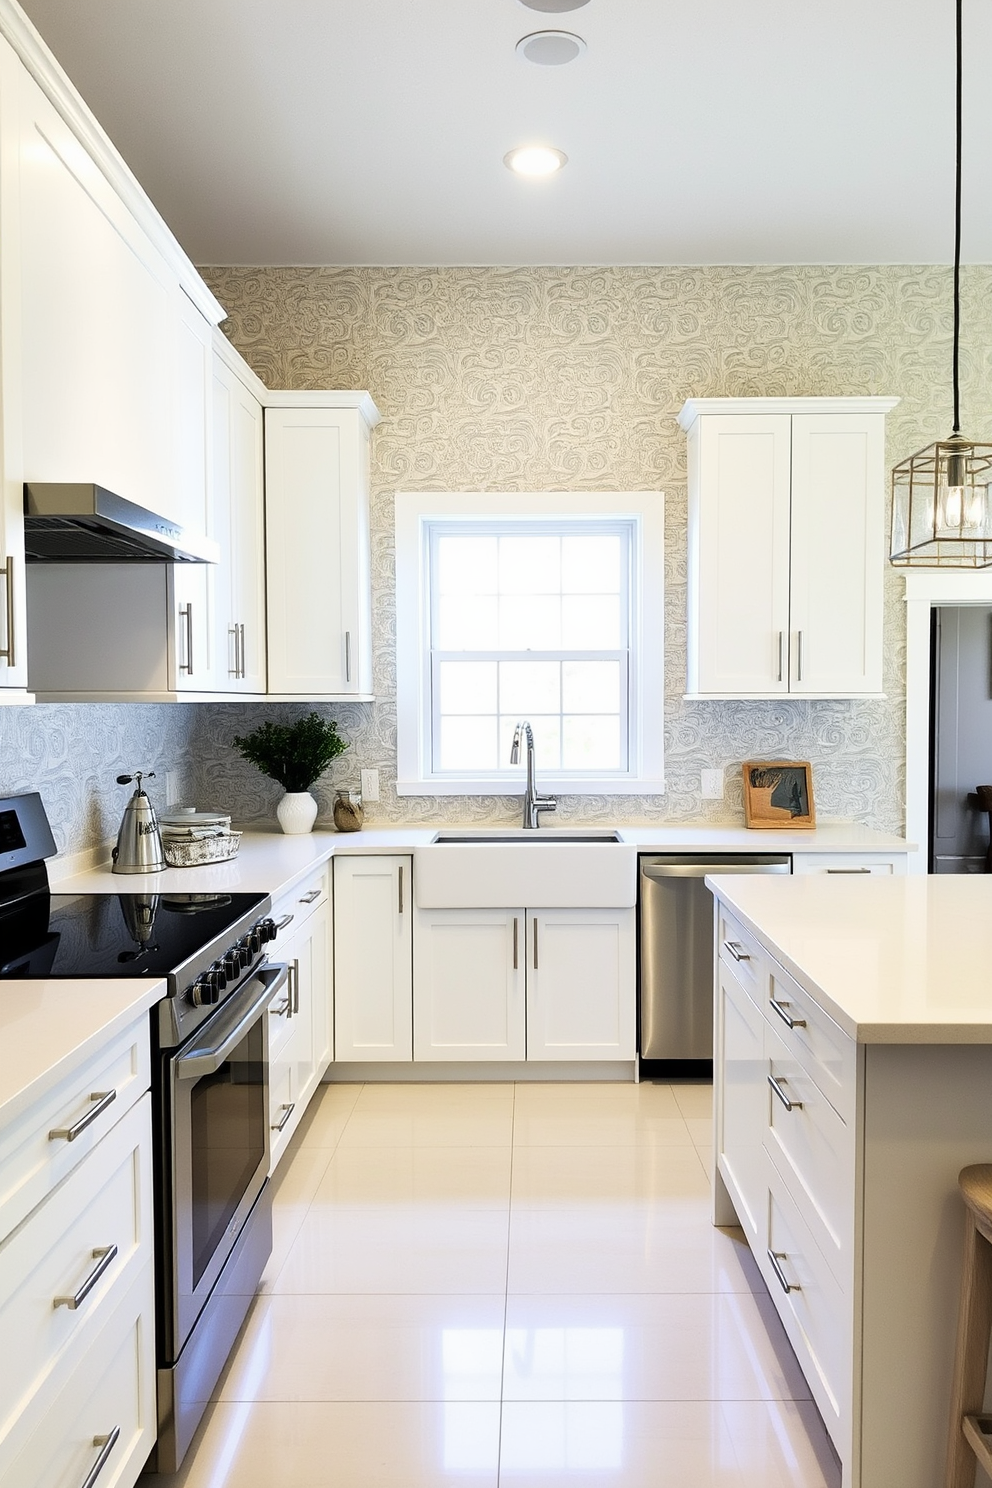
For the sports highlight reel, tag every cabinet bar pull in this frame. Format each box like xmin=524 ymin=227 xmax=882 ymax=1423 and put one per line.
xmin=299 ymin=888 xmax=321 ymax=904
xmin=292 ymin=957 xmax=300 ymax=1015
xmin=238 ymin=622 xmax=246 ymax=679
xmin=769 ymin=996 xmax=806 ymax=1031
xmin=345 ymin=630 xmax=352 ymax=683
xmin=826 ymin=867 xmax=871 ymax=874
xmin=272 ymin=1102 xmax=295 ymax=1132
xmin=723 ymin=940 xmax=751 ymax=963
xmin=54 ymin=1244 xmax=118 ymax=1310
xmin=796 ymin=629 xmax=804 ymax=683
xmin=179 ymin=603 xmax=194 ymax=675
xmin=273 ymin=913 xmax=295 ymax=932
xmin=777 ymin=629 xmax=784 ymax=684
xmin=768 ymin=1073 xmax=802 ymax=1112
xmin=271 ymin=996 xmax=291 ymax=1018
xmin=79 ymin=1427 xmax=120 ymax=1488
xmin=512 ymin=916 xmax=519 ymax=970
xmin=533 ymin=918 xmax=539 ymax=970
xmin=398 ymin=865 xmax=404 ymax=914
xmin=0 ymin=556 xmax=14 ymax=665
xmin=50 ymin=1089 xmax=117 ymax=1142
xmin=229 ymin=624 xmax=239 ymax=677
xmin=767 ymin=1249 xmax=799 ymax=1294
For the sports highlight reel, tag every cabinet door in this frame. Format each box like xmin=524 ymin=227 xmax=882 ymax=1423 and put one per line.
xmin=690 ymin=414 xmax=792 ymax=695
xmin=413 ymin=909 xmax=525 ymax=1061
xmin=526 ymin=908 xmax=635 ymax=1061
xmin=167 ymin=297 xmax=214 ymax=691
xmin=334 ymin=857 xmax=412 ymax=1061
xmin=0 ymin=43 xmax=26 ymax=690
xmin=716 ymin=958 xmax=766 ymax=1246
xmin=211 ymin=351 xmax=266 ymax=693
xmin=789 ymin=414 xmax=884 ymax=695
xmin=264 ymin=407 xmax=373 ymax=696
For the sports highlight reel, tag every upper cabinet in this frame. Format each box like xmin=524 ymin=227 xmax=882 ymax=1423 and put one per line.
xmin=679 ymin=397 xmax=899 ymax=698
xmin=264 ymin=397 xmax=379 ymax=699
xmin=211 ymin=336 xmax=266 ymax=694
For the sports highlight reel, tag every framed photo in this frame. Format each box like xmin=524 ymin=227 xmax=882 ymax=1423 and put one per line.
xmin=742 ymin=760 xmax=815 ymax=829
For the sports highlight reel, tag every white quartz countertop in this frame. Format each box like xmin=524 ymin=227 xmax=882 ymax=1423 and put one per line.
xmin=0 ymin=978 xmax=164 ymax=1126
xmin=55 ymin=820 xmax=911 ymax=899
xmin=707 ymin=873 xmax=992 ymax=1044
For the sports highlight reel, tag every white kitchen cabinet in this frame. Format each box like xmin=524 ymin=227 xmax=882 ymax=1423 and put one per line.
xmin=334 ymin=856 xmax=413 ymax=1062
xmin=264 ymin=396 xmax=379 ymax=699
xmin=413 ymin=909 xmax=526 ymax=1061
xmin=211 ymin=336 xmax=266 ymax=693
xmin=267 ymin=867 xmax=332 ymax=1170
xmin=715 ymin=953 xmax=766 ymax=1247
xmin=680 ymin=397 xmax=898 ymax=698
xmin=0 ymin=42 xmax=26 ymax=694
xmin=168 ymin=292 xmax=215 ymax=691
xmin=526 ymin=908 xmax=636 ymax=1061
xmin=792 ymin=851 xmax=904 ymax=876
xmin=0 ymin=1010 xmax=155 ymax=1488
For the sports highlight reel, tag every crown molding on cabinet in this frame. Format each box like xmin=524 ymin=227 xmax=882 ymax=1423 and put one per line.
xmin=0 ymin=0 xmax=225 ymax=326
xmin=263 ymin=389 xmax=381 ymax=427
xmin=677 ymin=396 xmax=900 ymax=430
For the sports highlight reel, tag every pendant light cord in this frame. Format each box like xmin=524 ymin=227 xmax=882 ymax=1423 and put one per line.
xmin=953 ymin=0 xmax=963 ymax=436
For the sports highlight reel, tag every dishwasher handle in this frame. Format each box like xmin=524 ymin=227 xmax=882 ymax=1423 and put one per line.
xmin=640 ymin=859 xmax=790 ymax=881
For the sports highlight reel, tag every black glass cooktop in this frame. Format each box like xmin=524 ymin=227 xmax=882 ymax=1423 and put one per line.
xmin=0 ymin=891 xmax=267 ymax=981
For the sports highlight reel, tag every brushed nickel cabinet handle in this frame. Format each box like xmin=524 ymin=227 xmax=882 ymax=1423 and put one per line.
xmin=272 ymin=1102 xmax=295 ymax=1132
xmin=292 ymin=957 xmax=300 ymax=1015
xmin=397 ymin=864 xmax=404 ymax=914
xmin=345 ymin=630 xmax=352 ymax=683
xmin=179 ymin=603 xmax=194 ymax=675
xmin=723 ymin=940 xmax=750 ymax=962
xmin=299 ymin=888 xmax=321 ymax=904
xmin=50 ymin=1090 xmax=117 ymax=1142
xmin=238 ymin=621 xmax=246 ymax=679
xmin=54 ymin=1244 xmax=118 ymax=1310
xmin=229 ymin=624 xmax=239 ymax=677
xmin=0 ymin=556 xmax=15 ymax=666
xmin=512 ymin=916 xmax=519 ymax=970
xmin=767 ymin=1073 xmax=802 ymax=1112
xmin=767 ymin=1249 xmax=799 ymax=1294
xmin=533 ymin=917 xmax=539 ymax=970
xmin=797 ymin=629 xmax=804 ymax=683
xmin=769 ymin=995 xmax=806 ymax=1031
xmin=273 ymin=913 xmax=294 ymax=932
xmin=80 ymin=1427 xmax=120 ymax=1488
xmin=777 ymin=629 xmax=784 ymax=684
xmin=826 ymin=867 xmax=871 ymax=874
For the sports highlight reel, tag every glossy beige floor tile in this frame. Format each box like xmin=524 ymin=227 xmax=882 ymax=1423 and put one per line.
xmin=687 ymin=1116 xmax=715 ymax=1146
xmin=722 ymin=1400 xmax=841 ymax=1488
xmin=273 ymin=1202 xmax=511 ymax=1294
xmin=336 ymin=1106 xmax=514 ymax=1149
xmin=507 ymin=1207 xmax=763 ymax=1295
xmin=671 ymin=1080 xmax=714 ymax=1118
xmin=294 ymin=1082 xmax=363 ymax=1148
xmin=163 ymin=1400 xmax=500 ymax=1487
xmin=497 ymin=1400 xmax=747 ymax=1485
xmin=501 ymin=1292 xmax=809 ymax=1402
xmin=314 ymin=1143 xmax=512 ymax=1209
xmin=218 ymin=1293 xmax=506 ymax=1402
xmin=510 ymin=1144 xmax=710 ymax=1206
xmin=354 ymin=1081 xmax=514 ymax=1109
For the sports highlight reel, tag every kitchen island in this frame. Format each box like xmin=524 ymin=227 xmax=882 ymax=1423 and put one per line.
xmin=706 ymin=872 xmax=992 ymax=1488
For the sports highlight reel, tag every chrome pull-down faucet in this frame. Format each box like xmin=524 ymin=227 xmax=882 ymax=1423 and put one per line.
xmin=510 ymin=721 xmax=557 ymax=829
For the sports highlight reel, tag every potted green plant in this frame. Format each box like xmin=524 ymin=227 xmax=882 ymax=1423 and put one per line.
xmin=232 ymin=713 xmax=349 ymax=834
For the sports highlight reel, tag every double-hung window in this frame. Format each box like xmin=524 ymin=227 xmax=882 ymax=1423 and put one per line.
xmin=395 ymin=492 xmax=664 ymax=795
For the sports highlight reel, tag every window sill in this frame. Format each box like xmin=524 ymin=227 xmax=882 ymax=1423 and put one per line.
xmin=396 ymin=777 xmax=667 ymax=797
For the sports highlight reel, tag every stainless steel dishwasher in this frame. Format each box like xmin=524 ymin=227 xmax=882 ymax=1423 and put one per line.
xmin=639 ymin=854 xmax=791 ymax=1072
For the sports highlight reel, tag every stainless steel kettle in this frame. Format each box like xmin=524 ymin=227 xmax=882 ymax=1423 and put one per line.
xmin=112 ymin=772 xmax=166 ymax=874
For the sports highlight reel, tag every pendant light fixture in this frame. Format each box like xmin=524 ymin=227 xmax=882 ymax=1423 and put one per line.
xmin=890 ymin=0 xmax=992 ymax=567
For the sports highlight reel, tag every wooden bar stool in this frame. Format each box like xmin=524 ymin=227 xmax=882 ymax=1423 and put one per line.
xmin=947 ymin=1166 xmax=992 ymax=1486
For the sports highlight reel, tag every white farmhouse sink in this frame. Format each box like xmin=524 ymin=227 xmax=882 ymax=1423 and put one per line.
xmin=415 ymin=832 xmax=636 ymax=909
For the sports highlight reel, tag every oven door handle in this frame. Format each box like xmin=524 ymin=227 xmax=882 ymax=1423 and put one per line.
xmin=175 ymin=963 xmax=288 ymax=1080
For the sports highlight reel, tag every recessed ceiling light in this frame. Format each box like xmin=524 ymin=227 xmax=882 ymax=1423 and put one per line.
xmin=518 ymin=0 xmax=590 ymax=11
xmin=503 ymin=145 xmax=568 ymax=177
xmin=516 ymin=30 xmax=586 ymax=65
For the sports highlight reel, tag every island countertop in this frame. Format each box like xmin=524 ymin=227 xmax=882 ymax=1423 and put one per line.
xmin=706 ymin=871 xmax=992 ymax=1044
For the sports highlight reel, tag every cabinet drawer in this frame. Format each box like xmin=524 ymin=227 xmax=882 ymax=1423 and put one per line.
xmin=0 ymin=1262 xmax=155 ymax=1488
xmin=763 ymin=1022 xmax=853 ymax=1287
xmin=718 ymin=960 xmax=766 ymax=1246
xmin=764 ymin=1172 xmax=847 ymax=1436
xmin=717 ymin=904 xmax=765 ymax=1001
xmin=792 ymin=852 xmax=899 ymax=876
xmin=270 ymin=866 xmax=329 ymax=951
xmin=765 ymin=962 xmax=856 ymax=1125
xmin=0 ymin=1096 xmax=152 ymax=1453
xmin=0 ymin=1014 xmax=150 ymax=1245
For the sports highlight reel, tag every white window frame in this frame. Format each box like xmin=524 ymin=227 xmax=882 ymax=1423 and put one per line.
xmin=395 ymin=492 xmax=665 ymax=796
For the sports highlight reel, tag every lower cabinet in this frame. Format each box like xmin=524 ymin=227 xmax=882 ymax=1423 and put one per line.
xmin=267 ymin=868 xmax=332 ymax=1170
xmin=0 ymin=1013 xmax=155 ymax=1488
xmin=334 ymin=856 xmax=413 ymax=1062
xmin=413 ymin=906 xmax=636 ymax=1062
xmin=715 ymin=956 xmax=766 ymax=1247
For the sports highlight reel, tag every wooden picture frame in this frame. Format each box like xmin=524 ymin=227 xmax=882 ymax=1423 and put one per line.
xmin=742 ymin=760 xmax=815 ymax=829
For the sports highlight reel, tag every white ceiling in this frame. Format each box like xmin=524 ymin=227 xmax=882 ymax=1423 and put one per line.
xmin=16 ymin=0 xmax=992 ymax=267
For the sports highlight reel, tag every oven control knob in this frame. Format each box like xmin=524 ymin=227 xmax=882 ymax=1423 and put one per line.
xmin=212 ymin=960 xmax=228 ymax=991
xmin=248 ymin=928 xmax=264 ymax=956
xmin=258 ymin=918 xmax=277 ymax=944
xmin=224 ymin=951 xmax=241 ymax=977
xmin=191 ymin=972 xmax=220 ymax=1007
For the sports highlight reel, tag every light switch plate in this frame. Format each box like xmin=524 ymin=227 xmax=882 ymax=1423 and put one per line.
xmin=701 ymin=768 xmax=724 ymax=800
xmin=360 ymin=768 xmax=380 ymax=802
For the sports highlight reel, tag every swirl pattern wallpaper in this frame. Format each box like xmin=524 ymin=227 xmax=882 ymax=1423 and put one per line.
xmin=4 ymin=262 xmax=991 ymax=851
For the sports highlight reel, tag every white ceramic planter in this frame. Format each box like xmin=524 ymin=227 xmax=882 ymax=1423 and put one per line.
xmin=276 ymin=791 xmax=318 ymax=835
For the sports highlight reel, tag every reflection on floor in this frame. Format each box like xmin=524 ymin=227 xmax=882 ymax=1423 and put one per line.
xmin=151 ymin=1080 xmax=841 ymax=1487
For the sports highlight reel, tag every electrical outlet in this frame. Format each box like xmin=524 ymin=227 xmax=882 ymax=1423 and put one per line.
xmin=360 ymin=768 xmax=380 ymax=803
xmin=701 ymin=768 xmax=724 ymax=800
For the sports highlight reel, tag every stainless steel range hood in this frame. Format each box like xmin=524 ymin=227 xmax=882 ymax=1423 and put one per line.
xmin=23 ymin=483 xmax=219 ymax=563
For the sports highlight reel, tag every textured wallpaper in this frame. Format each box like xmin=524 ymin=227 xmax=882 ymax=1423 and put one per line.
xmin=196 ymin=262 xmax=992 ymax=835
